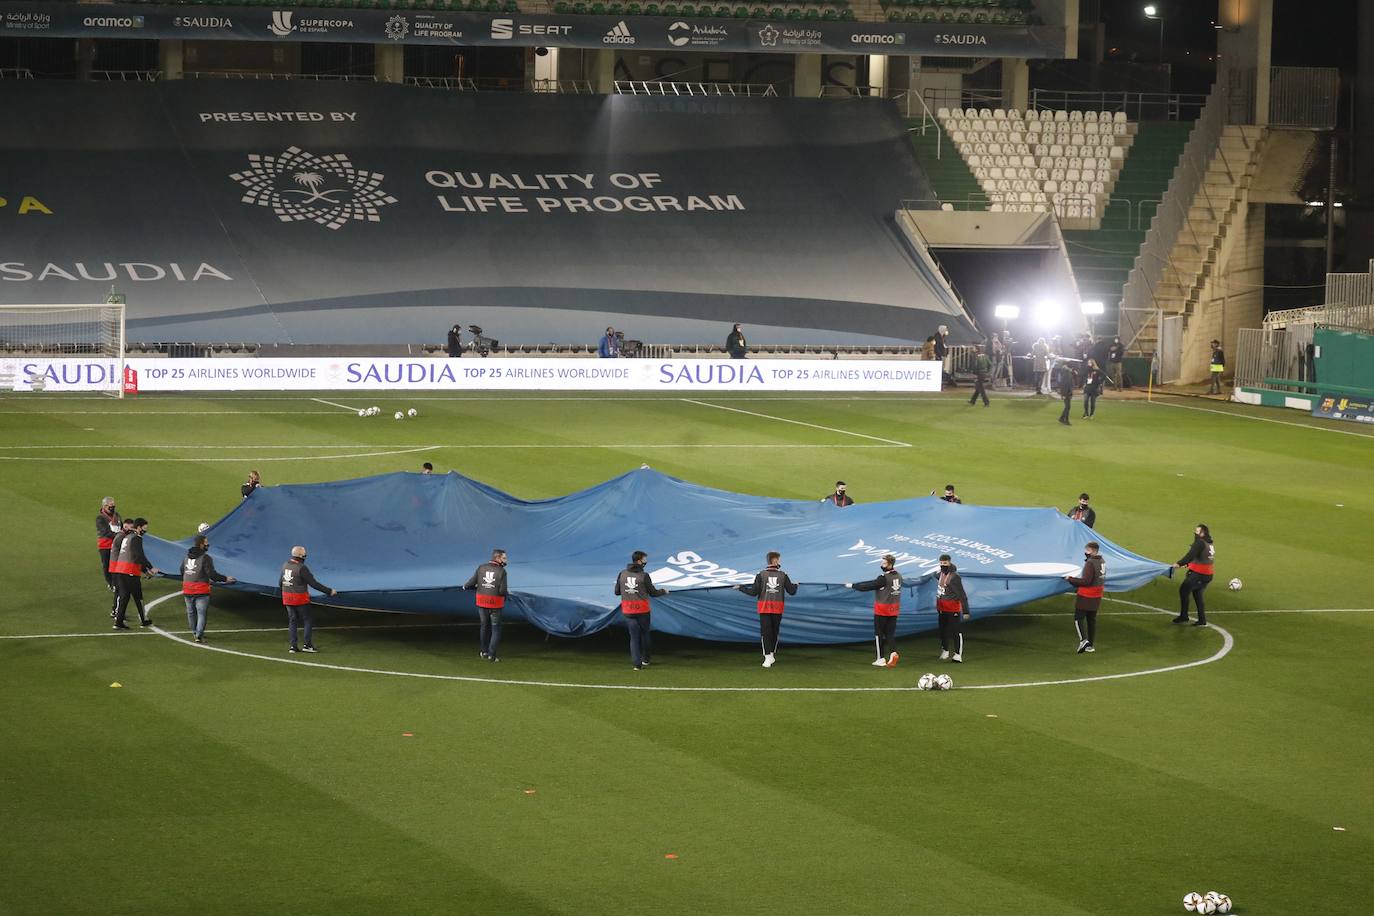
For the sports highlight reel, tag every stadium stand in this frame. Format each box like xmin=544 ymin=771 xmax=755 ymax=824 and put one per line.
xmin=937 ymin=106 xmax=1137 ymax=226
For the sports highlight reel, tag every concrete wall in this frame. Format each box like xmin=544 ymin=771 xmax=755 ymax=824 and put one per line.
xmin=1181 ymin=200 xmax=1266 ymax=384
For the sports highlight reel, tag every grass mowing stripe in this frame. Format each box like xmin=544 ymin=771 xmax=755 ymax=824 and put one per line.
xmin=1137 ymin=396 xmax=1374 ymax=438
xmin=681 ymin=397 xmax=912 ymax=446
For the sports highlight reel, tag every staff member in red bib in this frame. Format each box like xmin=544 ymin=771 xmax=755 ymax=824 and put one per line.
xmin=463 ymin=548 xmax=509 ymax=662
xmin=105 ymin=515 xmax=135 ymax=619
xmin=110 ymin=518 xmax=159 ymax=630
xmin=934 ymin=554 xmax=971 ymax=663
xmin=1173 ymin=524 xmax=1215 ymax=627
xmin=279 ymin=545 xmax=336 ymax=654
xmin=737 ymin=551 xmax=798 ymax=668
xmin=181 ymin=534 xmax=236 ymax=643
xmin=846 ymin=553 xmax=904 ymax=668
xmin=615 ymin=550 xmax=668 ymax=671
xmin=1065 ymin=541 xmax=1105 ymax=653
xmin=96 ymin=497 xmax=121 ymax=600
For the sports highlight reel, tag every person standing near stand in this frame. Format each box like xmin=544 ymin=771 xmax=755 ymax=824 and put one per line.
xmin=1054 ymin=359 xmax=1075 ymax=426
xmin=968 ymin=344 xmax=991 ymax=407
xmin=1082 ymin=359 xmax=1106 ymax=419
xmin=1106 ymin=336 xmax=1125 ymax=389
xmin=726 ymin=323 xmax=748 ymax=359
xmin=1208 ymin=339 xmax=1226 ymax=394
xmin=1031 ymin=338 xmax=1050 ymax=395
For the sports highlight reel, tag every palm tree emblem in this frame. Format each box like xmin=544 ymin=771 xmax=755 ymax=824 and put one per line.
xmin=284 ymin=170 xmax=346 ymax=204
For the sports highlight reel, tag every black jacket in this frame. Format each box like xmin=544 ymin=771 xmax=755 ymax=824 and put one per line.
xmin=1067 ymin=504 xmax=1097 ymax=528
xmin=726 ymin=329 xmax=747 ymax=358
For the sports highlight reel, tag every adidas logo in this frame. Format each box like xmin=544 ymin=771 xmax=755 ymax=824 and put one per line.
xmin=603 ymin=20 xmax=635 ymax=44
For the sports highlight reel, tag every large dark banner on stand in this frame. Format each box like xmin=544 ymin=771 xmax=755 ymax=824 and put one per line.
xmin=0 ymin=2 xmax=1064 ymax=56
xmin=1 ymin=80 xmax=972 ymax=344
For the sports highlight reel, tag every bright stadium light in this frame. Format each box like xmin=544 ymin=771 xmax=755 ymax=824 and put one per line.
xmin=1034 ymin=300 xmax=1061 ymax=328
xmin=1080 ymin=301 xmax=1105 ymax=315
xmin=994 ymin=304 xmax=1021 ymax=319
xmin=1143 ymin=4 xmax=1157 ymax=15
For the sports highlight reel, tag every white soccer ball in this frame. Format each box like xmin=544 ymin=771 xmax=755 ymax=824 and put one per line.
xmin=1214 ymin=894 xmax=1231 ymax=914
xmin=934 ymin=673 xmax=953 ymax=691
xmin=1184 ymin=892 xmax=1204 ymax=911
xmin=1196 ymin=900 xmax=1216 ymax=915
xmin=407 ymin=408 xmax=417 ymax=418
xmin=1228 ymin=578 xmax=1242 ymax=590
xmin=371 ymin=406 xmax=380 ymax=414
xmin=918 ymin=673 xmax=936 ymax=691
xmin=357 ymin=409 xmax=367 ymax=417
xmin=1204 ymin=893 xmax=1220 ymax=903
xmin=394 ymin=411 xmax=404 ymax=420
xmin=197 ymin=523 xmax=210 ymax=533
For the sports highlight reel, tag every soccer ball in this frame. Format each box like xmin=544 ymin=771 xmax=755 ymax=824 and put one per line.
xmin=370 ymin=406 xmax=380 ymax=415
xmin=393 ymin=411 xmax=403 ymax=420
xmin=917 ymin=673 xmax=936 ymax=691
xmin=934 ymin=673 xmax=953 ymax=691
xmin=1183 ymin=892 xmax=1204 ymax=911
xmin=407 ymin=408 xmax=418 ymax=418
xmin=197 ymin=523 xmax=210 ymax=533
xmin=1204 ymin=892 xmax=1220 ymax=904
xmin=357 ymin=409 xmax=366 ymax=417
xmin=1214 ymin=894 xmax=1232 ymax=914
xmin=1228 ymin=578 xmax=1242 ymax=590
xmin=1196 ymin=900 xmax=1216 ymax=915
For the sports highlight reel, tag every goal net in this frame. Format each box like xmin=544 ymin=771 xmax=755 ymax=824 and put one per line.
xmin=0 ymin=303 xmax=126 ymax=396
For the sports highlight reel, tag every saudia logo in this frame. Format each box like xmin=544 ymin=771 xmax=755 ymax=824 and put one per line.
xmin=0 ymin=262 xmax=231 ymax=282
xmin=935 ymin=33 xmax=989 ymax=45
xmin=649 ymin=551 xmax=753 ymax=588
xmin=229 ymin=146 xmax=397 ymax=230
xmin=174 ymin=16 xmax=233 ymax=29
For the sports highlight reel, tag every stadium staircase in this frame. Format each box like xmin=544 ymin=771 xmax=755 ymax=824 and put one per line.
xmin=906 ymin=121 xmax=988 ymax=211
xmin=1060 ymin=121 xmax=1192 ymax=330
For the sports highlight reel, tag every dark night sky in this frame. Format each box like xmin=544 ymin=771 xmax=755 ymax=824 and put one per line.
xmin=1097 ymin=0 xmax=1357 ymax=72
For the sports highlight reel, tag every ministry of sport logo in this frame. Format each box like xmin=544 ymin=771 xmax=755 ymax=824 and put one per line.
xmin=229 ymin=146 xmax=398 ymax=230
xmin=384 ymin=14 xmax=409 ymax=41
xmin=758 ymin=24 xmax=780 ymax=46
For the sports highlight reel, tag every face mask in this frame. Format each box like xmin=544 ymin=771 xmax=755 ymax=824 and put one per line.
xmin=939 ymin=566 xmax=950 ymax=574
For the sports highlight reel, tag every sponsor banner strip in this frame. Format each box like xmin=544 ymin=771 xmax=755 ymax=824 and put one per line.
xmin=7 ymin=357 xmax=942 ymax=393
xmin=0 ymin=3 xmax=1063 ymax=57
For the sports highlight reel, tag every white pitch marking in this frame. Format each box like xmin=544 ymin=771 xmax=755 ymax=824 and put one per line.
xmin=681 ymin=398 xmax=912 ymax=447
xmin=311 ymin=396 xmax=365 ymax=412
xmin=0 ymin=444 xmax=904 ymax=456
xmin=1133 ymin=397 xmax=1374 ymax=439
xmin=0 ymin=446 xmax=441 ymax=462
xmin=0 ymin=621 xmax=476 ymax=640
xmin=129 ymin=595 xmax=1237 ymax=693
xmin=0 ymin=411 xmax=343 ymax=415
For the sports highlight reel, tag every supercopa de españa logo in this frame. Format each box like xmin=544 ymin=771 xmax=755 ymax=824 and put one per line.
xmin=229 ymin=147 xmax=397 ymax=230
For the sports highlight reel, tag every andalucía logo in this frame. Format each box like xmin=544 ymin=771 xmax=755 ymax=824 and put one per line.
xmin=229 ymin=147 xmax=397 ymax=230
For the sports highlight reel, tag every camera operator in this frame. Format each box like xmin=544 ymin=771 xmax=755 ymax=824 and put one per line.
xmin=599 ymin=326 xmax=621 ymax=359
xmin=446 ymin=323 xmax=463 ymax=358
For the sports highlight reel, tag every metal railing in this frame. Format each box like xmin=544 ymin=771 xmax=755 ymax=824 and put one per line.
xmin=899 ymin=195 xmax=991 ymax=212
xmin=1268 ymin=67 xmax=1339 ymax=130
xmin=529 ymin=78 xmax=596 ymax=94
xmin=1263 ymin=302 xmax=1374 ymax=333
xmin=90 ymin=70 xmax=163 ymax=82
xmin=185 ymin=71 xmax=377 ymax=81
xmin=896 ymin=89 xmax=945 ymax=160
xmin=1029 ymin=89 xmax=1208 ymax=122
xmin=404 ymin=76 xmax=478 ymax=91
xmin=1234 ymin=326 xmax=1319 ymax=391
xmin=1117 ymin=84 xmax=1230 ymax=351
xmin=0 ymin=68 xmax=34 ymax=80
xmin=920 ymin=88 xmax=1004 ymax=114
xmin=616 ymin=81 xmax=777 ymax=98
xmin=1322 ymin=272 xmax=1374 ymax=309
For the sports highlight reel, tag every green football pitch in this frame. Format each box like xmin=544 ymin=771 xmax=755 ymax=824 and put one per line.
xmin=1 ymin=389 xmax=1371 ymax=915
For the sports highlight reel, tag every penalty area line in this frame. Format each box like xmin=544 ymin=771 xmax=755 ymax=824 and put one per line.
xmin=311 ymin=397 xmax=365 ymax=413
xmin=681 ymin=399 xmax=911 ymax=447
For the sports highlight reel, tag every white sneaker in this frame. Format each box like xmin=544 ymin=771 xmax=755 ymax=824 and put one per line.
xmin=951 ymin=653 xmax=962 ymax=663
xmin=762 ymin=654 xmax=775 ymax=668
xmin=939 ymin=650 xmax=950 ymax=661
xmin=871 ymin=657 xmax=888 ymax=667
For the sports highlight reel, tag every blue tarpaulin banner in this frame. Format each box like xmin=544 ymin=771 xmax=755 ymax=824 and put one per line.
xmin=144 ymin=469 xmax=1170 ymax=644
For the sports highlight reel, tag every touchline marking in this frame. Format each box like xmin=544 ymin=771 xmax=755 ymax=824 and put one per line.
xmin=0 ymin=444 xmax=903 ymax=453
xmin=681 ymin=399 xmax=912 ymax=447
xmin=1134 ymin=397 xmax=1374 ymax=439
xmin=311 ymin=396 xmax=364 ymax=412
xmin=0 ymin=411 xmax=342 ymax=416
xmin=133 ymin=595 xmax=1235 ymax=693
xmin=0 ymin=447 xmax=441 ymax=462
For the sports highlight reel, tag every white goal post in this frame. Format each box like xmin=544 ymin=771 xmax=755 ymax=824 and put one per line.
xmin=0 ymin=302 xmax=127 ymax=396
